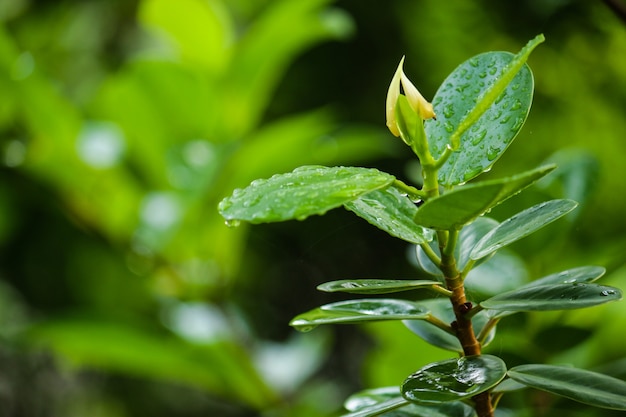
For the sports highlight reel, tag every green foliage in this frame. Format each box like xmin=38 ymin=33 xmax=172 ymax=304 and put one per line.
xmin=219 ymin=35 xmax=626 ymax=416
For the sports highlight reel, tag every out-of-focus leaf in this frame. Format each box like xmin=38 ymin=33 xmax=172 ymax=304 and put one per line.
xmin=221 ymin=0 xmax=354 ymax=136
xmin=470 ymin=199 xmax=578 ymax=260
xmin=480 ymin=283 xmax=622 ymax=311
xmin=404 ymin=299 xmax=496 ymax=352
xmin=139 ymin=0 xmax=233 ymax=73
xmin=25 ymin=317 xmax=277 ymax=409
xmin=290 ymin=299 xmax=430 ymax=332
xmin=345 ymin=186 xmax=434 ymax=245
xmin=464 ymin=249 xmax=528 ymax=301
xmin=218 ymin=166 xmax=395 ymax=224
xmin=414 ymin=165 xmax=555 ymax=230
xmin=317 ymin=279 xmax=442 ymax=294
xmin=508 ymin=364 xmax=626 ymax=410
xmin=402 ymin=355 xmax=507 ymax=404
xmin=426 ymin=35 xmax=543 ymax=185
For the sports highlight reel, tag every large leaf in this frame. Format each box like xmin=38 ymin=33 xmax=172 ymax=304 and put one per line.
xmin=523 ymin=265 xmax=605 ymax=288
xmin=426 ymin=35 xmax=544 ymax=186
xmin=402 ymin=355 xmax=507 ymax=404
xmin=508 ymin=364 xmax=626 ymax=410
xmin=218 ymin=166 xmax=395 ymax=224
xmin=317 ymin=279 xmax=443 ymax=295
xmin=480 ymin=283 xmax=622 ymax=311
xmin=290 ymin=299 xmax=430 ymax=332
xmin=343 ymin=387 xmax=475 ymax=417
xmin=345 ymin=186 xmax=435 ymax=244
xmin=470 ymin=199 xmax=578 ymax=260
xmin=414 ymin=165 xmax=555 ymax=230
xmin=404 ymin=299 xmax=496 ymax=352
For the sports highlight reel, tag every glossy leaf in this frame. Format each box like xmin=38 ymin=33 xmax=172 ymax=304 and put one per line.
xmin=404 ymin=299 xmax=496 ymax=352
xmin=290 ymin=299 xmax=430 ymax=332
xmin=402 ymin=355 xmax=507 ymax=404
xmin=345 ymin=186 xmax=434 ymax=245
xmin=218 ymin=166 xmax=395 ymax=224
xmin=464 ymin=249 xmax=528 ymax=301
xmin=414 ymin=165 xmax=555 ymax=230
xmin=343 ymin=387 xmax=475 ymax=417
xmin=508 ymin=364 xmax=626 ymax=410
xmin=317 ymin=279 xmax=442 ymax=295
xmin=426 ymin=35 xmax=544 ymax=186
xmin=523 ymin=265 xmax=605 ymax=288
xmin=470 ymin=199 xmax=578 ymax=260
xmin=480 ymin=283 xmax=622 ymax=311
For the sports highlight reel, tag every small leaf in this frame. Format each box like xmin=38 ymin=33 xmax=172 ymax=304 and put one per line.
xmin=404 ymin=299 xmax=496 ymax=352
xmin=414 ymin=165 xmax=555 ymax=230
xmin=343 ymin=387 xmax=476 ymax=417
xmin=480 ymin=283 xmax=622 ymax=312
xmin=290 ymin=299 xmax=430 ymax=332
xmin=345 ymin=186 xmax=434 ymax=245
xmin=218 ymin=166 xmax=395 ymax=224
xmin=427 ymin=35 xmax=544 ymax=185
xmin=402 ymin=355 xmax=507 ymax=404
xmin=317 ymin=279 xmax=442 ymax=295
xmin=508 ymin=364 xmax=626 ymax=410
xmin=470 ymin=199 xmax=578 ymax=260
xmin=523 ymin=265 xmax=605 ymax=288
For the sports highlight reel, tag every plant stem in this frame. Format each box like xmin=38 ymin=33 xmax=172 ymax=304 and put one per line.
xmin=440 ymin=231 xmax=495 ymax=417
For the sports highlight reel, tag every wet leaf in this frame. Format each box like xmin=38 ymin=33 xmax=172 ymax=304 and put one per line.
xmin=317 ymin=279 xmax=442 ymax=295
xmin=426 ymin=35 xmax=543 ymax=186
xmin=343 ymin=387 xmax=475 ymax=417
xmin=508 ymin=364 xmax=626 ymax=410
xmin=414 ymin=165 xmax=555 ymax=230
xmin=404 ymin=299 xmax=496 ymax=352
xmin=290 ymin=299 xmax=430 ymax=332
xmin=470 ymin=199 xmax=578 ymax=260
xmin=218 ymin=166 xmax=395 ymax=224
xmin=402 ymin=355 xmax=507 ymax=404
xmin=480 ymin=283 xmax=622 ymax=311
xmin=345 ymin=186 xmax=434 ymax=244
xmin=523 ymin=265 xmax=605 ymax=288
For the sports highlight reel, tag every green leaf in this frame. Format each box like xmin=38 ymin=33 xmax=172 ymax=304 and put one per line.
xmin=404 ymin=299 xmax=496 ymax=352
xmin=470 ymin=199 xmax=578 ymax=260
xmin=290 ymin=299 xmax=430 ymax=332
xmin=480 ymin=283 xmax=622 ymax=312
xmin=218 ymin=166 xmax=395 ymax=224
xmin=414 ymin=165 xmax=555 ymax=230
xmin=464 ymin=249 xmax=528 ymax=301
xmin=343 ymin=387 xmax=475 ymax=417
xmin=345 ymin=186 xmax=435 ymax=245
xmin=523 ymin=265 xmax=605 ymax=288
xmin=508 ymin=364 xmax=626 ymax=410
xmin=426 ymin=35 xmax=544 ymax=186
xmin=317 ymin=279 xmax=442 ymax=295
xmin=402 ymin=355 xmax=507 ymax=404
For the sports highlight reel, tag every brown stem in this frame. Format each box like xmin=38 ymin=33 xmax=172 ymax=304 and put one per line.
xmin=441 ymin=253 xmax=495 ymax=417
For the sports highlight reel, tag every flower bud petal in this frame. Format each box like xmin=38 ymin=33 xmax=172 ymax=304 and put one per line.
xmin=385 ymin=57 xmax=404 ymax=137
xmin=400 ymin=72 xmax=436 ymax=120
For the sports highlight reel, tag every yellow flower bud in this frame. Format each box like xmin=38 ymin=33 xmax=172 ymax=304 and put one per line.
xmin=386 ymin=57 xmax=436 ymax=137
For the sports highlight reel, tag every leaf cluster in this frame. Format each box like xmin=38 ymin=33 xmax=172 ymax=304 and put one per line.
xmin=218 ymin=35 xmax=625 ymax=416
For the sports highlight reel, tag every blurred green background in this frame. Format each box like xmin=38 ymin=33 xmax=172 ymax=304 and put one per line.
xmin=1 ymin=0 xmax=626 ymax=416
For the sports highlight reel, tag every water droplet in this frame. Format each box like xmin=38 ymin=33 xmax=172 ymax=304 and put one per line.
xmin=224 ymin=219 xmax=241 ymax=228
xmin=469 ymin=58 xmax=479 ymax=67
xmin=478 ymin=71 xmax=487 ymax=78
xmin=601 ymin=290 xmax=616 ymax=296
xmin=470 ymin=129 xmax=487 ymax=146
xmin=499 ymin=115 xmax=511 ymax=125
xmin=510 ymin=99 xmax=522 ymax=110
xmin=511 ymin=117 xmax=525 ymax=132
xmin=444 ymin=121 xmax=454 ymax=133
xmin=443 ymin=104 xmax=455 ymax=118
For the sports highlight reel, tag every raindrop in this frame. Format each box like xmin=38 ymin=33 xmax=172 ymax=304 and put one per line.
xmin=600 ymin=290 xmax=616 ymax=296
xmin=478 ymin=71 xmax=487 ymax=79
xmin=510 ymin=99 xmax=522 ymax=110
xmin=444 ymin=121 xmax=454 ymax=133
xmin=224 ymin=219 xmax=241 ymax=228
xmin=443 ymin=104 xmax=455 ymax=118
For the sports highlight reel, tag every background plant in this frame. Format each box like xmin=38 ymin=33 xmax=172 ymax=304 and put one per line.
xmin=219 ymin=35 xmax=626 ymax=417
